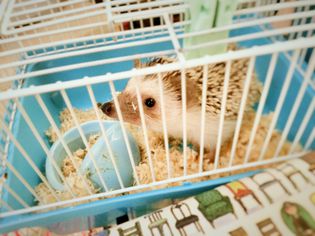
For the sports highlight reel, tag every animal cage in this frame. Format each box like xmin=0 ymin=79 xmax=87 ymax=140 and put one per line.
xmin=0 ymin=0 xmax=314 ymax=234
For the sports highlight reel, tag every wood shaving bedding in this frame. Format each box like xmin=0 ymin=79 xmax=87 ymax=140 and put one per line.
xmin=134 ymin=112 xmax=296 ymax=187
xmin=62 ymin=134 xmax=99 ymax=177
xmin=36 ymin=108 xmax=299 ymax=206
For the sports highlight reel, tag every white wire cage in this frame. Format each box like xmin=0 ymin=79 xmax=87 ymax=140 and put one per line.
xmin=0 ymin=0 xmax=314 ymax=234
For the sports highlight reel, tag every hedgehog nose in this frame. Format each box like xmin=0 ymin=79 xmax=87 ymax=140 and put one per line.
xmin=100 ymin=102 xmax=113 ymax=115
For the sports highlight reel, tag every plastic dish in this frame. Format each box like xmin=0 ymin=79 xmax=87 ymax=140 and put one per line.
xmin=45 ymin=120 xmax=140 ymax=191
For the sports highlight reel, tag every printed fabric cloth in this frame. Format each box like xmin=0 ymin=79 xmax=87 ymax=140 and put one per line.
xmin=107 ymin=156 xmax=315 ymax=236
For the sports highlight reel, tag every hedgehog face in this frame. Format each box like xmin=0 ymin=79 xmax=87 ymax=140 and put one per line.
xmin=100 ymin=74 xmax=182 ymax=132
xmin=100 ymin=58 xmax=201 ymax=133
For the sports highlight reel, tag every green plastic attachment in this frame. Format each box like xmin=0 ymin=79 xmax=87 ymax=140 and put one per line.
xmin=183 ymin=0 xmax=237 ymax=59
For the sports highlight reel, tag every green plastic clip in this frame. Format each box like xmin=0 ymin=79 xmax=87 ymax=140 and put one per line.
xmin=184 ymin=0 xmax=237 ymax=59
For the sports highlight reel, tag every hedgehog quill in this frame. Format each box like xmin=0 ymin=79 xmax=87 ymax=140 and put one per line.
xmin=99 ymin=56 xmax=261 ymax=159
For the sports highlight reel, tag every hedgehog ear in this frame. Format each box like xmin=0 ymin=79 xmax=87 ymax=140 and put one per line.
xmin=134 ymin=59 xmax=142 ymax=69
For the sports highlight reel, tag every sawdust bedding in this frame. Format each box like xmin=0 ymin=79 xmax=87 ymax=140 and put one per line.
xmin=35 ymin=46 xmax=297 ymax=205
xmin=35 ymin=106 xmax=297 ymax=206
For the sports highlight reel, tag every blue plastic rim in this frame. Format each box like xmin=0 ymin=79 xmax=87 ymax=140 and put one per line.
xmin=1 ymin=25 xmax=314 ymax=233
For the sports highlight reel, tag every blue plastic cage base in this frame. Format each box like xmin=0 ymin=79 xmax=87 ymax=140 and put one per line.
xmin=0 ymin=170 xmax=260 ymax=234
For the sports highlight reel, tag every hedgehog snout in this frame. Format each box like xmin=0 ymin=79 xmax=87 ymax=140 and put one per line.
xmin=99 ymin=101 xmax=115 ymax=117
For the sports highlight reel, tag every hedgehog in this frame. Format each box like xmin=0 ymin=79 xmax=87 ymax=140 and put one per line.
xmin=99 ymin=56 xmax=261 ymax=159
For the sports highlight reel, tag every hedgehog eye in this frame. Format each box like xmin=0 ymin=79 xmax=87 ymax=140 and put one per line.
xmin=144 ymin=98 xmax=156 ymax=108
